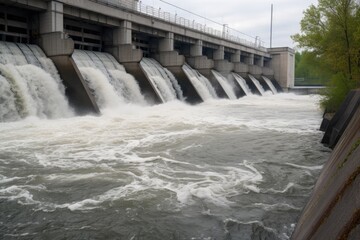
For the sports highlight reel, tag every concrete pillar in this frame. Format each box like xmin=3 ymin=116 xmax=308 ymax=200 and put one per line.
xmin=187 ymin=40 xmax=213 ymax=69
xmin=38 ymin=1 xmax=99 ymax=114
xmin=155 ymin=32 xmax=184 ymax=67
xmin=213 ymin=46 xmax=233 ymax=72
xmin=258 ymin=56 xmax=264 ymax=67
xmin=268 ymin=47 xmax=295 ymax=90
xmin=39 ymin=1 xmax=63 ymax=34
xmin=39 ymin=1 xmax=73 ymax=57
xmin=231 ymin=50 xmax=241 ymax=63
xmin=159 ymin=32 xmax=174 ymax=52
xmin=190 ymin=40 xmax=202 ymax=57
xmin=114 ymin=21 xmax=132 ymax=45
xmin=107 ymin=20 xmax=142 ymax=63
xmin=245 ymin=53 xmax=254 ymax=65
xmin=213 ymin=46 xmax=224 ymax=60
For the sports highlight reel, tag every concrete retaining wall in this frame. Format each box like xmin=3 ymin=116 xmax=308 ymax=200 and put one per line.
xmin=321 ymin=89 xmax=360 ymax=148
xmin=291 ymin=90 xmax=360 ymax=240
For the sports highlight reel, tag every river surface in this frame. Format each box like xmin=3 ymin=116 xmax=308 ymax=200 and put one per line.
xmin=0 ymin=94 xmax=331 ymax=239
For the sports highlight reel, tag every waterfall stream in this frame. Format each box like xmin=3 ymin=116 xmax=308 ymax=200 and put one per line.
xmin=249 ymin=74 xmax=266 ymax=95
xmin=211 ymin=70 xmax=237 ymax=100
xmin=232 ymin=73 xmax=252 ymax=96
xmin=72 ymin=50 xmax=146 ymax=109
xmin=0 ymin=41 xmax=73 ymax=122
xmin=140 ymin=58 xmax=184 ymax=102
xmin=263 ymin=76 xmax=278 ymax=94
xmin=182 ymin=64 xmax=218 ymax=101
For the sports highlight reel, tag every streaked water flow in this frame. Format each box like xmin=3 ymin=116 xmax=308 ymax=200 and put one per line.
xmin=182 ymin=64 xmax=218 ymax=101
xmin=140 ymin=58 xmax=184 ymax=102
xmin=263 ymin=76 xmax=278 ymax=94
xmin=211 ymin=70 xmax=237 ymax=99
xmin=72 ymin=50 xmax=146 ymax=109
xmin=0 ymin=41 xmax=73 ymax=122
xmin=0 ymin=94 xmax=330 ymax=239
xmin=233 ymin=73 xmax=252 ymax=96
xmin=249 ymin=74 xmax=267 ymax=95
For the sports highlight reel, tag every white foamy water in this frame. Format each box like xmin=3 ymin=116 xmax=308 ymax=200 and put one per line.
xmin=72 ymin=50 xmax=146 ymax=109
xmin=249 ymin=74 xmax=266 ymax=95
xmin=0 ymin=94 xmax=330 ymax=239
xmin=233 ymin=73 xmax=252 ymax=96
xmin=211 ymin=70 xmax=237 ymax=100
xmin=182 ymin=64 xmax=218 ymax=101
xmin=140 ymin=58 xmax=184 ymax=102
xmin=0 ymin=42 xmax=74 ymax=122
xmin=263 ymin=76 xmax=278 ymax=94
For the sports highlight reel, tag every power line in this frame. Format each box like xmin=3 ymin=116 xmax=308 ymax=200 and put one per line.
xmin=158 ymin=0 xmax=260 ymax=42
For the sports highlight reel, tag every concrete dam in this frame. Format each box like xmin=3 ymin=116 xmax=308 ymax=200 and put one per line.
xmin=0 ymin=0 xmax=294 ymax=121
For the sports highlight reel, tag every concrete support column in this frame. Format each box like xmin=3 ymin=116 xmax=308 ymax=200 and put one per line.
xmin=187 ymin=40 xmax=214 ymax=69
xmin=213 ymin=46 xmax=224 ymax=60
xmin=213 ymin=46 xmax=233 ymax=73
xmin=258 ymin=56 xmax=264 ymax=67
xmin=245 ymin=53 xmax=254 ymax=65
xmin=159 ymin=32 xmax=174 ymax=52
xmin=38 ymin=1 xmax=99 ymax=114
xmin=39 ymin=1 xmax=73 ymax=57
xmin=115 ymin=20 xmax=132 ymax=45
xmin=39 ymin=1 xmax=63 ymax=34
xmin=231 ymin=50 xmax=241 ymax=63
xmin=155 ymin=32 xmax=184 ymax=67
xmin=190 ymin=40 xmax=202 ymax=57
xmin=107 ymin=20 xmax=142 ymax=63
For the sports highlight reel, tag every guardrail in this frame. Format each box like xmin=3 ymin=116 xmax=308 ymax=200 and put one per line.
xmin=90 ymin=0 xmax=267 ymax=51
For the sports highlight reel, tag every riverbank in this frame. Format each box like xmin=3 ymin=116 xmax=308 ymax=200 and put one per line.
xmin=292 ymin=89 xmax=360 ymax=239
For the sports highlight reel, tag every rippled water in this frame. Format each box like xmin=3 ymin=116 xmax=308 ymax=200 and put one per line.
xmin=0 ymin=94 xmax=331 ymax=239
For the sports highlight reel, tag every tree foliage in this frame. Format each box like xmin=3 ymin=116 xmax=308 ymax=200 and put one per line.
xmin=292 ymin=0 xmax=360 ymax=112
xmin=295 ymin=51 xmax=331 ymax=85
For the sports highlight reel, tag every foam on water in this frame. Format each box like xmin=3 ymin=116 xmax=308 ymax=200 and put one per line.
xmin=232 ymin=73 xmax=252 ymax=96
xmin=249 ymin=74 xmax=266 ymax=95
xmin=0 ymin=93 xmax=330 ymax=239
xmin=182 ymin=64 xmax=218 ymax=101
xmin=0 ymin=42 xmax=73 ymax=121
xmin=211 ymin=70 xmax=237 ymax=99
xmin=72 ymin=50 xmax=146 ymax=108
xmin=140 ymin=58 xmax=183 ymax=102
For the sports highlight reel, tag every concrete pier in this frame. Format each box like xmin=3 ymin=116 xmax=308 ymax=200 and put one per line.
xmin=37 ymin=1 xmax=99 ymax=114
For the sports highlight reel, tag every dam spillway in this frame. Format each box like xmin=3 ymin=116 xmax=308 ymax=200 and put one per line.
xmin=0 ymin=39 xmax=283 ymax=120
xmin=0 ymin=42 xmax=73 ymax=122
xmin=72 ymin=50 xmax=146 ymax=109
xmin=0 ymin=0 xmax=295 ymax=115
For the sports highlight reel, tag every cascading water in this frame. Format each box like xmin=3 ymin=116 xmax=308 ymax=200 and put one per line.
xmin=72 ymin=50 xmax=146 ymax=109
xmin=249 ymin=74 xmax=266 ymax=95
xmin=211 ymin=70 xmax=237 ymax=100
xmin=140 ymin=58 xmax=184 ymax=102
xmin=263 ymin=76 xmax=278 ymax=94
xmin=232 ymin=73 xmax=252 ymax=96
xmin=182 ymin=64 xmax=218 ymax=101
xmin=0 ymin=41 xmax=73 ymax=122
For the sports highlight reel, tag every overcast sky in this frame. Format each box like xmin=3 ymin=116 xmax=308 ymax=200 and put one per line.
xmin=140 ymin=0 xmax=318 ymax=49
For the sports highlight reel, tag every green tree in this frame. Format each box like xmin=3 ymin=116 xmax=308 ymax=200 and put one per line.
xmin=295 ymin=51 xmax=331 ymax=85
xmin=292 ymin=0 xmax=360 ymax=112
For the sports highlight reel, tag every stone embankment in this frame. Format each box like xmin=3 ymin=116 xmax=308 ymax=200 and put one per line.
xmin=292 ymin=89 xmax=360 ymax=240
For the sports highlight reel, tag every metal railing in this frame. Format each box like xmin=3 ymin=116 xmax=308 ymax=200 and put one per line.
xmin=90 ymin=0 xmax=267 ymax=51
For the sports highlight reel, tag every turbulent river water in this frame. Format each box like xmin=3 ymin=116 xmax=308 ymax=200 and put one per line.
xmin=0 ymin=94 xmax=331 ymax=240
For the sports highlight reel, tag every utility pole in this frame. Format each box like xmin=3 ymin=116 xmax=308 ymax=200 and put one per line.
xmin=270 ymin=4 xmax=273 ymax=48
